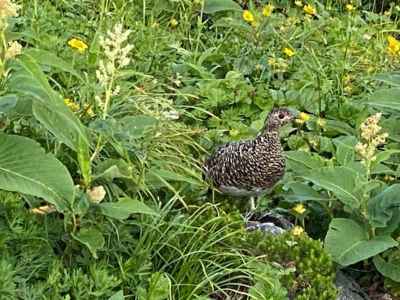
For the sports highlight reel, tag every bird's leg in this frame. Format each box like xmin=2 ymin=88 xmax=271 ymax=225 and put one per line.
xmin=250 ymin=196 xmax=256 ymax=211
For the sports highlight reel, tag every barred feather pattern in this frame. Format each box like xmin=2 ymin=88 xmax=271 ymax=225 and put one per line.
xmin=203 ymin=132 xmax=285 ymax=196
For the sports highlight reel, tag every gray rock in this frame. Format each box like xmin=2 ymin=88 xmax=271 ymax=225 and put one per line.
xmin=336 ymin=271 xmax=370 ymax=300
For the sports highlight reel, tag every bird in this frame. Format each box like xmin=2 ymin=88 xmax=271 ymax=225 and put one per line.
xmin=203 ymin=107 xmax=297 ymax=211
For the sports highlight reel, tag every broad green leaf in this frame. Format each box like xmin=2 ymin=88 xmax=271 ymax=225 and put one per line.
xmin=373 ymin=72 xmax=400 ymax=87
xmin=302 ymin=167 xmax=362 ymax=208
xmin=0 ymin=94 xmax=17 ymax=113
xmin=333 ymin=136 xmax=357 ymax=166
xmin=325 ymin=218 xmax=397 ymax=266
xmin=9 ymin=53 xmax=89 ymax=151
xmin=24 ymin=48 xmax=82 ymax=80
xmin=362 ymin=88 xmax=400 ymax=112
xmin=203 ymin=0 xmax=242 ymax=14
xmin=374 ymin=254 xmax=400 ymax=282
xmin=109 ymin=290 xmax=124 ymax=300
xmin=100 ymin=197 xmax=157 ymax=220
xmin=72 ymin=227 xmax=105 ymax=259
xmin=0 ymin=134 xmax=73 ymax=212
xmin=324 ymin=119 xmax=356 ymax=136
xmin=285 ymin=182 xmax=331 ymax=202
xmin=285 ymin=151 xmax=326 ymax=173
xmin=94 ymin=159 xmax=131 ymax=181
xmin=368 ymin=184 xmax=400 ymax=228
xmin=372 ymin=150 xmax=400 ymax=166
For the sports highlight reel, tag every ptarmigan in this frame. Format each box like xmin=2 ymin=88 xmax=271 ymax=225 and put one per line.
xmin=203 ymin=108 xmax=296 ymax=210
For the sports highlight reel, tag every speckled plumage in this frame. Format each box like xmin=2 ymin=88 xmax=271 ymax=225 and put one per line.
xmin=203 ymin=108 xmax=295 ymax=198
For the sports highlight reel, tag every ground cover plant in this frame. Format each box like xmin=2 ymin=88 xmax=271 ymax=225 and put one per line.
xmin=1 ymin=0 xmax=400 ymax=298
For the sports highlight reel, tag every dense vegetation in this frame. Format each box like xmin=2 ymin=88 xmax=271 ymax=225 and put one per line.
xmin=1 ymin=0 xmax=400 ymax=299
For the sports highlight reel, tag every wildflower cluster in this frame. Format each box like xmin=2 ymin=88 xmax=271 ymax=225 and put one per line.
xmin=96 ymin=23 xmax=133 ymax=118
xmin=242 ymin=3 xmax=274 ymax=28
xmin=355 ymin=113 xmax=388 ymax=163
xmin=0 ymin=0 xmax=22 ymax=77
xmin=0 ymin=0 xmax=20 ymax=22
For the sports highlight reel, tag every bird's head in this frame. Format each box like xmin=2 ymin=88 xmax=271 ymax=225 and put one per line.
xmin=266 ymin=108 xmax=297 ymax=132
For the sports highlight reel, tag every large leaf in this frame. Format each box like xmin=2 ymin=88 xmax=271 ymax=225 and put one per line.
xmin=203 ymin=0 xmax=242 ymax=14
xmin=333 ymin=136 xmax=358 ymax=166
xmin=302 ymin=167 xmax=362 ymax=209
xmin=286 ymin=151 xmax=326 ymax=173
xmin=285 ymin=182 xmax=331 ymax=202
xmin=9 ymin=53 xmax=89 ymax=151
xmin=373 ymin=72 xmax=400 ymax=87
xmin=72 ymin=227 xmax=105 ymax=259
xmin=100 ymin=197 xmax=157 ymax=220
xmin=24 ymin=48 xmax=82 ymax=80
xmin=373 ymin=254 xmax=400 ymax=282
xmin=0 ymin=134 xmax=74 ymax=212
xmin=0 ymin=94 xmax=17 ymax=113
xmin=368 ymin=184 xmax=400 ymax=228
xmin=325 ymin=218 xmax=398 ymax=266
xmin=362 ymin=88 xmax=400 ymax=112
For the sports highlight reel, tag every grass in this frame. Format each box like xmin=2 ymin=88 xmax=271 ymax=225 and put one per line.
xmin=1 ymin=0 xmax=400 ymax=299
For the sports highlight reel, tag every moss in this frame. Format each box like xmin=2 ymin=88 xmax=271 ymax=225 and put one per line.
xmin=241 ymin=231 xmax=337 ymax=300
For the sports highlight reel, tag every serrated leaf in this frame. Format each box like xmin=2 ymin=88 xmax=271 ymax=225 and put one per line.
xmin=72 ymin=227 xmax=105 ymax=259
xmin=325 ymin=218 xmax=397 ymax=266
xmin=100 ymin=197 xmax=157 ymax=220
xmin=0 ymin=133 xmax=74 ymax=212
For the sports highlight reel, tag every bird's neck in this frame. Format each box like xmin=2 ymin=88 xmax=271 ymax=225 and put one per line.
xmin=257 ymin=130 xmax=280 ymax=143
xmin=260 ymin=125 xmax=280 ymax=136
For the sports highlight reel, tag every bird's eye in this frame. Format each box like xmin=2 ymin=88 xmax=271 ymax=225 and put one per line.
xmin=278 ymin=113 xmax=285 ymax=119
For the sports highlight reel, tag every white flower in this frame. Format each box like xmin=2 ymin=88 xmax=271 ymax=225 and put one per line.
xmin=87 ymin=186 xmax=106 ymax=203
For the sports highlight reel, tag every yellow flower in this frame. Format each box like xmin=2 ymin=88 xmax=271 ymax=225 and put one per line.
xmin=303 ymin=4 xmax=316 ymax=15
xmin=293 ymin=204 xmax=306 ymax=214
xmin=262 ymin=4 xmax=274 ymax=17
xmin=67 ymin=38 xmax=88 ymax=54
xmin=283 ymin=47 xmax=295 ymax=57
xmin=242 ymin=10 xmax=255 ymax=23
xmin=387 ymin=35 xmax=400 ymax=56
xmin=292 ymin=226 xmax=304 ymax=236
xmin=295 ymin=1 xmax=303 ymax=7
xmin=64 ymin=98 xmax=80 ymax=112
xmin=170 ymin=18 xmax=178 ymax=28
xmin=299 ymin=112 xmax=310 ymax=121
xmin=345 ymin=4 xmax=354 ymax=11
xmin=83 ymin=104 xmax=95 ymax=117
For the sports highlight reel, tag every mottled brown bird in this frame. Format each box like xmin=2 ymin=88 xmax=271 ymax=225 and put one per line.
xmin=203 ymin=108 xmax=297 ymax=210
